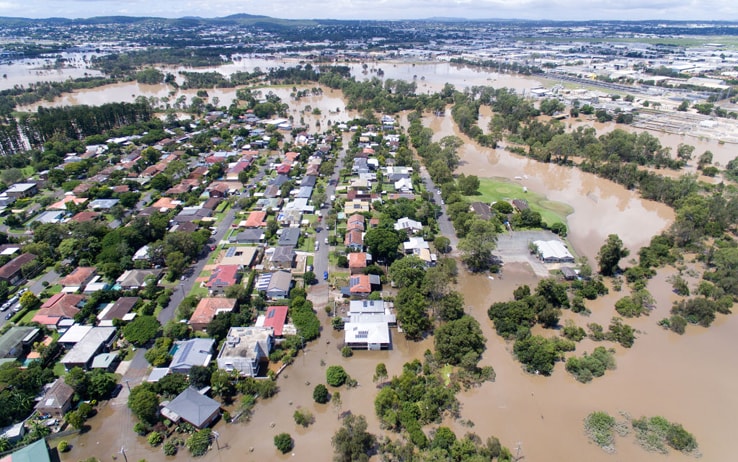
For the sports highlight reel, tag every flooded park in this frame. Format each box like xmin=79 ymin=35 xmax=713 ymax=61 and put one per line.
xmin=5 ymin=56 xmax=734 ymax=461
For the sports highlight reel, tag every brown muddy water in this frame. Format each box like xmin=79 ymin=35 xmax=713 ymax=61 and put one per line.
xmin=426 ymin=112 xmax=675 ymax=261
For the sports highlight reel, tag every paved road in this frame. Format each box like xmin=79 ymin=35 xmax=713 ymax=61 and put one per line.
xmin=158 ymin=157 xmax=274 ymax=325
xmin=418 ymin=165 xmax=458 ymax=251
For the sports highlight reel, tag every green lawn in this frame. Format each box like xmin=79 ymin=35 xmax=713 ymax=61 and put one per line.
xmin=18 ymin=309 xmax=38 ymax=324
xmin=469 ymin=177 xmax=573 ymax=226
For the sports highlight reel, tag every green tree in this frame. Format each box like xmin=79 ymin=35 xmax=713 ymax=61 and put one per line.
xmin=435 ymin=316 xmax=486 ymax=368
xmin=395 ymin=286 xmax=431 ymax=340
xmin=364 ymin=228 xmax=402 ymax=263
xmin=123 ymin=316 xmax=161 ymax=346
xmin=313 ymin=384 xmax=330 ymax=404
xmin=274 ymin=433 xmax=293 ymax=453
xmin=433 ymin=236 xmax=451 ymax=254
xmin=293 ymin=408 xmax=314 ymax=427
xmin=326 ymin=366 xmax=348 ymax=387
xmin=389 ymin=256 xmax=426 ymax=288
xmin=87 ymin=369 xmax=117 ymax=400
xmin=332 ymin=414 xmax=376 ymax=462
xmin=597 ymin=234 xmax=629 ymax=276
xmin=165 ymin=250 xmax=188 ymax=281
xmin=438 ymin=291 xmax=465 ymax=321
xmin=373 ymin=363 xmax=388 ymax=384
xmin=64 ymin=409 xmax=86 ymax=430
xmin=458 ymin=219 xmax=497 ymax=272
xmin=19 ymin=291 xmax=41 ymax=311
xmin=457 ymin=174 xmax=480 ymax=195
xmin=128 ymin=385 xmax=160 ymax=426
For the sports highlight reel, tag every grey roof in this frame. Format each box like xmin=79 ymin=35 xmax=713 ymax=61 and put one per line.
xmin=271 ymin=246 xmax=295 ymax=263
xmin=117 ymin=269 xmax=163 ymax=288
xmin=60 ymin=327 xmax=117 ymax=367
xmin=89 ymin=198 xmax=120 ymax=209
xmin=0 ymin=327 xmax=39 ymax=359
xmin=271 ymin=174 xmax=290 ymax=187
xmin=268 ymin=270 xmax=293 ymax=292
xmin=300 ymin=175 xmax=316 ymax=187
xmin=277 ymin=228 xmax=300 ymax=246
xmin=164 ymin=387 xmax=220 ymax=428
xmin=296 ymin=186 xmax=313 ymax=199
xmin=232 ymin=228 xmax=265 ymax=243
xmin=91 ymin=352 xmax=117 ymax=369
xmin=170 ymin=338 xmax=215 ymax=373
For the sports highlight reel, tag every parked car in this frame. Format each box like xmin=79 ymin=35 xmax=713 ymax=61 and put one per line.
xmin=5 ymin=312 xmax=12 ymax=320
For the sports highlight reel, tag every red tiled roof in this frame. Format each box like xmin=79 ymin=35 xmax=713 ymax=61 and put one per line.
xmin=189 ymin=298 xmax=237 ymax=329
xmin=59 ymin=267 xmax=96 ymax=287
xmin=350 ymin=275 xmax=371 ymax=293
xmin=245 ymin=211 xmax=267 ymax=228
xmin=263 ymin=305 xmax=288 ymax=336
xmin=205 ymin=265 xmax=241 ymax=289
xmin=348 ymin=252 xmax=367 ymax=269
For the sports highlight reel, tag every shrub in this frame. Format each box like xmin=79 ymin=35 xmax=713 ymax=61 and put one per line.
xmin=340 ymin=346 xmax=353 ymax=357
xmin=186 ymin=429 xmax=212 ymax=457
xmin=313 ymin=384 xmax=330 ymax=404
xmin=147 ymin=431 xmax=163 ymax=447
xmin=326 ymin=365 xmax=348 ymax=387
xmin=274 ymin=432 xmax=293 ymax=453
xmin=163 ymin=440 xmax=178 ymax=456
xmin=293 ymin=408 xmax=314 ymax=427
xmin=133 ymin=422 xmax=148 ymax=435
xmin=57 ymin=440 xmax=69 ymax=452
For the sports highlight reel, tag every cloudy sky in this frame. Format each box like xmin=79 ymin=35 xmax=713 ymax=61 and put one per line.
xmin=4 ymin=0 xmax=738 ymax=21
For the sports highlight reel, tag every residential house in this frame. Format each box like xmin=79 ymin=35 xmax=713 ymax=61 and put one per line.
xmin=344 ymin=199 xmax=370 ymax=215
xmin=169 ymin=338 xmax=215 ymax=374
xmin=470 ymin=202 xmax=493 ymax=220
xmin=58 ymin=266 xmax=97 ymax=293
xmin=394 ymin=177 xmax=413 ymax=193
xmin=32 ymin=293 xmax=84 ymax=329
xmin=244 ymin=211 xmax=267 ymax=228
xmin=161 ymin=387 xmax=221 ymax=429
xmin=277 ymin=228 xmax=301 ymax=247
xmin=344 ymin=229 xmax=364 ymax=251
xmin=216 ymin=326 xmax=273 ymax=377
xmin=70 ymin=211 xmax=101 ymax=223
xmin=259 ymin=305 xmax=288 ymax=337
xmin=189 ymin=298 xmax=237 ymax=331
xmin=231 ymin=228 xmax=265 ymax=244
xmin=97 ymin=296 xmax=139 ymax=327
xmin=348 ymin=252 xmax=370 ymax=275
xmin=88 ymin=198 xmax=119 ymax=210
xmin=0 ymin=253 xmax=37 ymax=285
xmin=219 ymin=246 xmax=258 ymax=267
xmin=116 ymin=269 xmax=163 ymax=290
xmin=4 ymin=183 xmax=38 ymax=199
xmin=0 ymin=327 xmax=40 ymax=360
xmin=394 ymin=217 xmax=423 ymax=235
xmin=270 ymin=246 xmax=295 ymax=269
xmin=255 ymin=271 xmax=293 ymax=300
xmin=403 ymin=237 xmax=437 ymax=267
xmin=205 ymin=265 xmax=242 ymax=296
xmin=342 ymin=274 xmax=381 ymax=297
xmin=346 ymin=214 xmax=365 ymax=232
xmin=34 ymin=377 xmax=74 ymax=418
xmin=58 ymin=325 xmax=93 ymax=349
xmin=60 ymin=327 xmax=117 ymax=370
xmin=344 ymin=322 xmax=391 ymax=350
xmin=512 ymin=199 xmax=529 ymax=212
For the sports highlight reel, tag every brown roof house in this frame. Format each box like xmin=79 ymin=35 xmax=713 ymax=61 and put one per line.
xmin=0 ymin=253 xmax=37 ymax=285
xmin=348 ymin=252 xmax=370 ymax=275
xmin=189 ymin=298 xmax=237 ymax=331
xmin=58 ymin=267 xmax=97 ymax=293
xmin=32 ymin=293 xmax=84 ymax=329
xmin=97 ymin=297 xmax=140 ymax=327
xmin=35 ymin=377 xmax=74 ymax=418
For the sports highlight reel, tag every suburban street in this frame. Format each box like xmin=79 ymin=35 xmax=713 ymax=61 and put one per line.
xmin=418 ymin=165 xmax=457 ymax=251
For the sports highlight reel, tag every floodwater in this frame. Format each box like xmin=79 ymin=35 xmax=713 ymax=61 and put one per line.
xmin=37 ymin=60 xmax=736 ymax=462
xmin=451 ymin=260 xmax=738 ymax=462
xmin=425 ymin=112 xmax=675 ymax=261
xmin=63 ymin=307 xmax=435 ymax=462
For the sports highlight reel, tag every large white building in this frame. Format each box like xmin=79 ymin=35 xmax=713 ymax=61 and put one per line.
xmin=216 ymin=327 xmax=273 ymax=377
